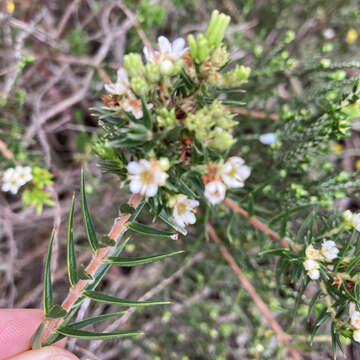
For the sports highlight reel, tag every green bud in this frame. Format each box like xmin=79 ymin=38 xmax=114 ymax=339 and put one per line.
xmin=329 ymin=70 xmax=346 ymax=81
xmin=188 ymin=34 xmax=198 ymax=59
xmin=197 ymin=34 xmax=210 ymax=63
xmin=284 ymin=30 xmax=295 ymax=43
xmin=286 ymin=58 xmax=297 ymax=69
xmin=157 ymin=108 xmax=177 ymax=127
xmin=145 ymin=62 xmax=161 ymax=83
xmin=205 ymin=10 xmax=230 ymax=48
xmin=254 ymin=45 xmax=263 ymax=57
xmin=123 ymin=53 xmax=144 ymax=77
xmin=320 ymin=58 xmax=331 ymax=68
xmin=322 ymin=42 xmax=334 ymax=53
xmin=130 ymin=76 xmax=148 ymax=96
xmin=234 ymin=65 xmax=251 ymax=83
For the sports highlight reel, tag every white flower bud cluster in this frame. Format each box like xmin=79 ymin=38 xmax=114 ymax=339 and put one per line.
xmin=350 ymin=303 xmax=360 ymax=342
xmin=204 ymin=157 xmax=251 ymax=205
xmin=303 ymin=241 xmax=339 ymax=280
xmin=1 ymin=166 xmax=32 ymax=195
xmin=343 ymin=210 xmax=360 ymax=232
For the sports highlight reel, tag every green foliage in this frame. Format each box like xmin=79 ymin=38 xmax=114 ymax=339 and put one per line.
xmin=67 ymin=26 xmax=90 ymax=56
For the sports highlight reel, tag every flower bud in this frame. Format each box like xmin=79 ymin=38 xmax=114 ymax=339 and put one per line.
xmin=130 ymin=76 xmax=148 ymax=96
xmin=159 ymin=60 xmax=173 ymax=75
xmin=145 ymin=62 xmax=161 ymax=83
xmin=123 ymin=53 xmax=145 ymax=77
xmin=157 ymin=108 xmax=177 ymax=127
xmin=188 ymin=34 xmax=198 ymax=59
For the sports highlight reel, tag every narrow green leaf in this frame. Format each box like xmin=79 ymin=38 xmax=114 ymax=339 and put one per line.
xmin=68 ymin=311 xmax=127 ymax=329
xmin=141 ymin=97 xmax=152 ymax=130
xmin=46 ymin=304 xmax=67 ymax=320
xmin=159 ymin=209 xmax=187 ymax=235
xmin=311 ymin=307 xmax=329 ymax=344
xmin=56 ymin=326 xmax=143 ymax=340
xmin=83 ymin=290 xmax=171 ymax=307
xmin=31 ymin=322 xmax=44 ymax=349
xmin=43 ymin=228 xmax=55 ymax=315
xmin=106 ymin=250 xmax=184 ymax=267
xmin=128 ymin=221 xmax=177 ymax=240
xmin=67 ymin=193 xmax=78 ymax=287
xmin=80 ymin=169 xmax=99 ymax=252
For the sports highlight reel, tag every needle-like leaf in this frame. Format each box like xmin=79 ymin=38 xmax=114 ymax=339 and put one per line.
xmin=67 ymin=193 xmax=78 ymax=286
xmin=43 ymin=228 xmax=55 ymax=315
xmin=80 ymin=169 xmax=99 ymax=252
xmin=83 ymin=290 xmax=171 ymax=307
xmin=56 ymin=327 xmax=143 ymax=340
xmin=106 ymin=250 xmax=184 ymax=266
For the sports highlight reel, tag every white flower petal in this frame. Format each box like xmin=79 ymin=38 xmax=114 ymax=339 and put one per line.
xmin=158 ymin=36 xmax=171 ymax=53
xmin=260 ymin=133 xmax=277 ymax=145
xmin=308 ymin=269 xmax=320 ymax=280
xmin=127 ymin=162 xmax=141 ymax=174
xmin=117 ymin=68 xmax=129 ymax=84
xmin=184 ymin=211 xmax=196 ymax=225
xmin=129 ymin=179 xmax=142 ymax=194
xmin=145 ymin=184 xmax=158 ymax=197
xmin=205 ymin=181 xmax=226 ymax=205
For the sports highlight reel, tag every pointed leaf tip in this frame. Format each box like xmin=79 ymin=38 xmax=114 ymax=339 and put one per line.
xmin=43 ymin=228 xmax=55 ymax=315
xmin=67 ymin=193 xmax=78 ymax=286
xmin=80 ymin=169 xmax=99 ymax=252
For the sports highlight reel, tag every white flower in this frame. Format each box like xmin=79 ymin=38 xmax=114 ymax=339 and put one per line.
xmin=15 ymin=166 xmax=32 ymax=186
xmin=123 ymin=95 xmax=143 ymax=119
xmin=350 ymin=303 xmax=360 ymax=330
xmin=352 ymin=214 xmax=360 ymax=232
xmin=259 ymin=133 xmax=277 ymax=145
xmin=1 ymin=166 xmax=32 ymax=195
xmin=303 ymin=259 xmax=320 ymax=280
xmin=305 ymin=245 xmax=321 ymax=260
xmin=308 ymin=269 xmax=320 ymax=280
xmin=144 ymin=36 xmax=188 ymax=63
xmin=220 ymin=157 xmax=251 ymax=188
xmin=343 ymin=210 xmax=360 ymax=232
xmin=304 ymin=259 xmax=320 ymax=271
xmin=204 ymin=181 xmax=226 ymax=205
xmin=104 ymin=69 xmax=129 ymax=96
xmin=143 ymin=36 xmax=188 ymax=75
xmin=353 ymin=330 xmax=360 ymax=342
xmin=171 ymin=194 xmax=199 ymax=228
xmin=321 ymin=240 xmax=339 ymax=262
xmin=127 ymin=159 xmax=167 ymax=197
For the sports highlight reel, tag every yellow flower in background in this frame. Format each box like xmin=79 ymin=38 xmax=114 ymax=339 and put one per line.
xmin=6 ymin=1 xmax=15 ymax=13
xmin=356 ymin=159 xmax=360 ymax=171
xmin=346 ymin=28 xmax=358 ymax=44
xmin=331 ymin=143 xmax=344 ymax=155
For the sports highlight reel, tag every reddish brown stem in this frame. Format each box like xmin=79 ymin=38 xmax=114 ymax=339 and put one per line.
xmin=41 ymin=193 xmax=142 ymax=342
xmin=207 ymin=224 xmax=301 ymax=360
xmin=224 ymin=197 xmax=294 ymax=250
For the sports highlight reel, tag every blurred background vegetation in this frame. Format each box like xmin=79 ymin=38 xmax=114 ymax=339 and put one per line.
xmin=1 ymin=0 xmax=360 ymax=359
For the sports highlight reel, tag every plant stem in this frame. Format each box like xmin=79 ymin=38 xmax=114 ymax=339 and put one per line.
xmin=41 ymin=193 xmax=143 ymax=343
xmin=207 ymin=224 xmax=301 ymax=360
xmin=224 ymin=197 xmax=295 ymax=250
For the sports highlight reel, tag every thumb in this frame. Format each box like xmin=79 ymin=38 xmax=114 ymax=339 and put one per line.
xmin=7 ymin=346 xmax=80 ymax=360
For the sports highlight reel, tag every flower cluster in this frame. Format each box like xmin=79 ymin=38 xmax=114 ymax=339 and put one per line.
xmin=350 ymin=303 xmax=360 ymax=342
xmin=97 ymin=10 xmax=252 ymax=230
xmin=184 ymin=101 xmax=237 ymax=151
xmin=1 ymin=166 xmax=32 ymax=194
xmin=343 ymin=210 xmax=360 ymax=232
xmin=303 ymin=241 xmax=339 ymax=280
xmin=203 ymin=157 xmax=251 ymax=205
